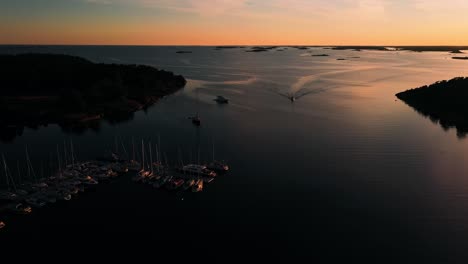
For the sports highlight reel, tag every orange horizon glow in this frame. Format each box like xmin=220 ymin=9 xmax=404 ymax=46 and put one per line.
xmin=2 ymin=0 xmax=468 ymax=46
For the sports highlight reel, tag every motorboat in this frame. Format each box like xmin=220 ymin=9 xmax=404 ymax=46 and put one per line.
xmin=214 ymin=96 xmax=229 ymax=104
xmin=191 ymin=114 xmax=201 ymax=126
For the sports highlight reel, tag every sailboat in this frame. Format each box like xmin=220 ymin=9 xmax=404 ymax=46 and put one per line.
xmin=206 ymin=141 xmax=229 ymax=173
xmin=0 ymin=155 xmax=18 ymax=201
xmin=143 ymin=142 xmax=155 ymax=183
xmin=128 ymin=137 xmax=141 ymax=171
xmin=134 ymin=140 xmax=150 ymax=182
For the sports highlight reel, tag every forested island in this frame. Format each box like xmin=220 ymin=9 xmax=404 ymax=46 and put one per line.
xmin=0 ymin=53 xmax=186 ymax=140
xmin=396 ymin=77 xmax=468 ymax=137
xmin=331 ymin=46 xmax=468 ymax=53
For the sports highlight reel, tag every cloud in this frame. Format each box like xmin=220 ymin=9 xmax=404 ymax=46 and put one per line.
xmin=85 ymin=0 xmax=250 ymax=16
xmin=85 ymin=0 xmax=112 ymax=4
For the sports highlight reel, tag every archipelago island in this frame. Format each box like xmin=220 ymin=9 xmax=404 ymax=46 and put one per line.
xmin=0 ymin=53 xmax=186 ymax=139
xmin=396 ymin=77 xmax=468 ymax=137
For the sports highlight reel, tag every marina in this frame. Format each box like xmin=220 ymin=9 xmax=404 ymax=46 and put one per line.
xmin=0 ymin=139 xmax=230 ymax=231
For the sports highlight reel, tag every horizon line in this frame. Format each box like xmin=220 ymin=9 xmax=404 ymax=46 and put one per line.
xmin=2 ymin=44 xmax=468 ymax=47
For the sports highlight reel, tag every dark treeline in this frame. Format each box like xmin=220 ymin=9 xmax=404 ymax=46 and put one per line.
xmin=396 ymin=77 xmax=468 ymax=137
xmin=0 ymin=53 xmax=186 ymax=99
xmin=0 ymin=53 xmax=186 ymax=141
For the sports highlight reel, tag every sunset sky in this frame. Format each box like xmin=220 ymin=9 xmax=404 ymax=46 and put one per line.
xmin=2 ymin=0 xmax=468 ymax=45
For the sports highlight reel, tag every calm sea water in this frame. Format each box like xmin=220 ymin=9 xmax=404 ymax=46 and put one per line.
xmin=2 ymin=46 xmax=468 ymax=261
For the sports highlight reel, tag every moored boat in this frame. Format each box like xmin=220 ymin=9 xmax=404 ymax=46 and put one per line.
xmin=8 ymin=203 xmax=32 ymax=214
xmin=177 ymin=164 xmax=216 ymax=177
xmin=182 ymin=179 xmax=196 ymax=190
xmin=206 ymin=160 xmax=229 ymax=173
xmin=192 ymin=179 xmax=203 ymax=192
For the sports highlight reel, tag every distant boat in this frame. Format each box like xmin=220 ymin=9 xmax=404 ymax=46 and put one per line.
xmin=214 ymin=96 xmax=229 ymax=104
xmin=0 ymin=221 xmax=5 ymax=230
xmin=191 ymin=113 xmax=201 ymax=126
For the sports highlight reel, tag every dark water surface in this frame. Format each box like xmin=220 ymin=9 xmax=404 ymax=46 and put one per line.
xmin=2 ymin=46 xmax=468 ymax=261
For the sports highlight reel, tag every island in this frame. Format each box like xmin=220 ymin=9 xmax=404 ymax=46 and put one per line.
xmin=245 ymin=46 xmax=276 ymax=52
xmin=396 ymin=77 xmax=468 ymax=137
xmin=0 ymin=53 xmax=186 ymax=141
xmin=214 ymin=46 xmax=241 ymax=50
xmin=330 ymin=46 xmax=468 ymax=53
xmin=332 ymin=46 xmax=389 ymax=51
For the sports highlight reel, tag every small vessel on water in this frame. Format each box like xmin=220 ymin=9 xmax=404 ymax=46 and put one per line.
xmin=0 ymin=221 xmax=5 ymax=230
xmin=214 ymin=96 xmax=229 ymax=104
xmin=177 ymin=164 xmax=217 ymax=177
xmin=191 ymin=113 xmax=201 ymax=126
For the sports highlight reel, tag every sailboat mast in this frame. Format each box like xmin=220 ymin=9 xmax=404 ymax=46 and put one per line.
xmin=2 ymin=155 xmax=9 ymax=190
xmin=155 ymin=144 xmax=160 ymax=172
xmin=25 ymin=145 xmax=36 ymax=182
xmin=132 ymin=137 xmax=135 ymax=161
xmin=57 ymin=145 xmax=61 ymax=176
xmin=121 ymin=140 xmax=129 ymax=161
xmin=149 ymin=142 xmax=153 ymax=174
xmin=197 ymin=146 xmax=200 ymax=165
xmin=115 ymin=136 xmax=118 ymax=154
xmin=141 ymin=140 xmax=145 ymax=171
xmin=17 ymin=161 xmax=21 ymax=184
xmin=64 ymin=141 xmax=68 ymax=167
xmin=70 ymin=139 xmax=75 ymax=168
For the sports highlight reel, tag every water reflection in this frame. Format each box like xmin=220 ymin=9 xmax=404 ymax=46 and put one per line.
xmin=0 ymin=112 xmax=135 ymax=143
xmin=401 ymin=101 xmax=468 ymax=139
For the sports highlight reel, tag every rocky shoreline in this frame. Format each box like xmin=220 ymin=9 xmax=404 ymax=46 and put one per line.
xmin=0 ymin=53 xmax=187 ymax=141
